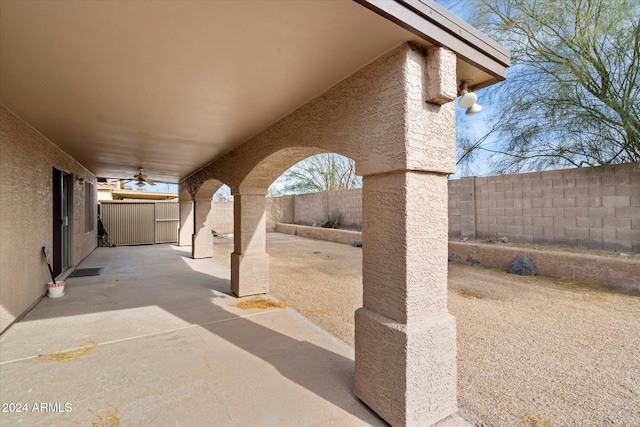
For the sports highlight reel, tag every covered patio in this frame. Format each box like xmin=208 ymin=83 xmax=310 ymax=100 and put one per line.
xmin=1 ymin=1 xmax=508 ymax=425
xmin=0 ymin=244 xmax=391 ymax=426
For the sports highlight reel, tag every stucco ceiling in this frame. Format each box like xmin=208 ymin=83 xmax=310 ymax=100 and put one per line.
xmin=0 ymin=0 xmax=501 ymax=184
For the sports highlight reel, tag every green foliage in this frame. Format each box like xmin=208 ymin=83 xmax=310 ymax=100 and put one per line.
xmin=462 ymin=0 xmax=640 ymax=173
xmin=267 ymin=186 xmax=283 ymax=197
xmin=279 ymin=153 xmax=361 ymax=195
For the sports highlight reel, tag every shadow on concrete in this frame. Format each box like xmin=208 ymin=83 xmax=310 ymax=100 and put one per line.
xmin=1 ymin=244 xmax=386 ymax=426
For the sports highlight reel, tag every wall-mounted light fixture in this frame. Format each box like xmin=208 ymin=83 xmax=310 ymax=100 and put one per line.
xmin=75 ymin=175 xmax=85 ymax=185
xmin=458 ymin=81 xmax=482 ymax=115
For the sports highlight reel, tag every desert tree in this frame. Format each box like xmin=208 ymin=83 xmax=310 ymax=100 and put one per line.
xmin=276 ymin=153 xmax=361 ymax=194
xmin=213 ymin=185 xmax=233 ymax=201
xmin=458 ymin=0 xmax=640 ymax=173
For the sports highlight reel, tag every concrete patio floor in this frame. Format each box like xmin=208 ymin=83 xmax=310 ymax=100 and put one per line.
xmin=0 ymin=244 xmax=389 ymax=426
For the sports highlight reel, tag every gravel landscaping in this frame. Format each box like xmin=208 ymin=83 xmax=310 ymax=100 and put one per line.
xmin=213 ymin=233 xmax=640 ymax=427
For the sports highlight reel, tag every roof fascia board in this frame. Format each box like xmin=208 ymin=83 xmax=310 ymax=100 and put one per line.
xmin=354 ymin=0 xmax=510 ymax=82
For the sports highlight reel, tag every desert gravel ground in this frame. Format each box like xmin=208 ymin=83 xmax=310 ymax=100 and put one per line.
xmin=213 ymin=233 xmax=640 ymax=427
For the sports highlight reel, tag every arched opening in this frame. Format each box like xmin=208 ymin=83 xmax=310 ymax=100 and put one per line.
xmin=213 ymin=184 xmax=233 ymax=202
xmin=210 ymin=149 xmax=364 ymax=339
xmin=270 ymin=153 xmax=361 ymax=196
xmin=269 ymin=153 xmax=362 ymax=231
xmin=226 ymin=147 xmax=341 ymax=297
xmin=177 ymin=184 xmax=194 ymax=247
xmin=179 ymin=179 xmax=224 ymax=258
xmin=176 ymin=44 xmax=459 ymax=424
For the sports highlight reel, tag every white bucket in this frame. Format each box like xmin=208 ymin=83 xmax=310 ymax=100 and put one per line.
xmin=48 ymin=281 xmax=65 ymax=298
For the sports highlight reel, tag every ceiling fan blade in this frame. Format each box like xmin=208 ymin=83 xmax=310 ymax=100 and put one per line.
xmin=145 ymin=178 xmax=156 ymax=186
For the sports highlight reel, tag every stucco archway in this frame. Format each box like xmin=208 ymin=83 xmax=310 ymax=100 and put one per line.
xmin=178 ymin=179 xmax=224 ymax=258
xmin=233 ymin=148 xmax=360 ymax=297
xmin=181 ymin=43 xmax=459 ymax=426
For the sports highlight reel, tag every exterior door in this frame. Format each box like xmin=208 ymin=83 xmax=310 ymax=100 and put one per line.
xmin=52 ymin=168 xmax=71 ymax=277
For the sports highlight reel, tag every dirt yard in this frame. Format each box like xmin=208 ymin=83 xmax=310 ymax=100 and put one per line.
xmin=213 ymin=233 xmax=640 ymax=427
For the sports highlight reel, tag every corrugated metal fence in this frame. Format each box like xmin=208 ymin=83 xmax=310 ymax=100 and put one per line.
xmin=101 ymin=201 xmax=179 ymax=245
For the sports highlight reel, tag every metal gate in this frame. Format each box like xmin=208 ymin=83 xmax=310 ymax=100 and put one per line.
xmin=100 ymin=201 xmax=179 ymax=245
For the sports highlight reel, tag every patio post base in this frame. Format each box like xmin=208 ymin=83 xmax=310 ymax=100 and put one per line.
xmin=192 ymin=231 xmax=213 ymax=259
xmin=354 ymin=307 xmax=457 ymax=427
xmin=231 ymin=252 xmax=270 ymax=297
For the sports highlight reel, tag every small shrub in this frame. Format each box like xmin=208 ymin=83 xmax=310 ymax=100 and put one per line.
xmin=481 ymin=236 xmax=497 ymax=244
xmin=320 ymin=213 xmax=341 ymax=229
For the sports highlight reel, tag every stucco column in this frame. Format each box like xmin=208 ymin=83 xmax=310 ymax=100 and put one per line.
xmin=231 ymin=188 xmax=269 ymax=296
xmin=192 ymin=198 xmax=213 ymax=259
xmin=354 ymin=46 xmax=458 ymax=427
xmin=355 ymin=172 xmax=455 ymax=426
xmin=178 ymin=200 xmax=194 ymax=246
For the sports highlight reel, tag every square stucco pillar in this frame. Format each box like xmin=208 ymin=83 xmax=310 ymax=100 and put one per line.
xmin=231 ymin=188 xmax=269 ymax=296
xmin=179 ymin=200 xmax=194 ymax=246
xmin=192 ymin=198 xmax=213 ymax=259
xmin=354 ymin=46 xmax=458 ymax=427
xmin=356 ymin=172 xmax=456 ymax=427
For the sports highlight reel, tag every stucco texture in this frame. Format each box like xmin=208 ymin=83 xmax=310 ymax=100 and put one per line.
xmin=179 ymin=43 xmax=458 ymax=425
xmin=181 ymin=43 xmax=455 ymax=195
xmin=0 ymin=106 xmax=97 ymax=332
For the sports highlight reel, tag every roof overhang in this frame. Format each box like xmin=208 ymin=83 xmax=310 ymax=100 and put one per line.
xmin=0 ymin=0 xmax=508 ymax=184
xmin=355 ymin=0 xmax=509 ymax=90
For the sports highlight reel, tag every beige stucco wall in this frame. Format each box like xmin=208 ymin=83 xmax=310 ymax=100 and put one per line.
xmin=0 ymin=106 xmax=97 ymax=333
xmin=178 ymin=43 xmax=460 ymax=424
xmin=97 ymin=188 xmax=114 ymax=201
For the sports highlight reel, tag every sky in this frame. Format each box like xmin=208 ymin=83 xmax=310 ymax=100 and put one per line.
xmin=434 ymin=0 xmax=506 ymax=178
xmin=433 ymin=0 xmax=468 ymax=17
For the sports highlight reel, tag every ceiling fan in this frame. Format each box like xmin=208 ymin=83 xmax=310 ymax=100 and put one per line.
xmin=126 ymin=168 xmax=156 ymax=187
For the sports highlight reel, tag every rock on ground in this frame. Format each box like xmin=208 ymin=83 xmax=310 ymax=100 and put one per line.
xmin=507 ymin=254 xmax=538 ymax=276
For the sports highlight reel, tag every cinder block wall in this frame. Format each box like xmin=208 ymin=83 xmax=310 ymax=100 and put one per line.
xmin=448 ymin=177 xmax=475 ymax=239
xmin=209 ymin=201 xmax=233 ymax=235
xmin=266 ymin=195 xmax=294 ymax=231
xmin=327 ymin=188 xmax=362 ymax=228
xmin=209 ymin=196 xmax=295 ymax=233
xmin=448 ymin=179 xmax=463 ymax=238
xmin=293 ymin=192 xmax=327 ymax=226
xmin=449 ymin=163 xmax=640 ymax=252
xmin=264 ymin=188 xmax=363 ymax=230
xmin=219 ymin=163 xmax=638 ymax=252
